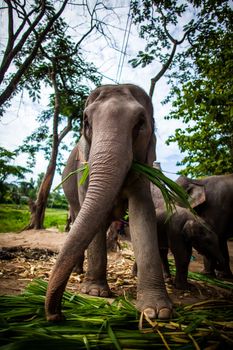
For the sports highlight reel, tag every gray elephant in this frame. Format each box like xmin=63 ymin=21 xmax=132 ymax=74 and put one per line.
xmin=156 ymin=206 xmax=224 ymax=290
xmin=176 ymin=174 xmax=233 ymax=278
xmin=45 ymin=84 xmax=172 ymax=321
xmin=124 ymin=196 xmax=224 ymax=290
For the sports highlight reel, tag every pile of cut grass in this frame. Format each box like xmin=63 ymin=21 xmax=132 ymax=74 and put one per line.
xmin=169 ymin=261 xmax=233 ymax=291
xmin=0 ymin=279 xmax=233 ymax=349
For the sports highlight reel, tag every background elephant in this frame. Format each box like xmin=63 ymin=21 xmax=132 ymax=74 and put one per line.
xmin=156 ymin=206 xmax=224 ymax=290
xmin=45 ymin=84 xmax=172 ymax=321
xmin=176 ymin=175 xmax=233 ymax=278
xmin=121 ymin=195 xmax=224 ymax=290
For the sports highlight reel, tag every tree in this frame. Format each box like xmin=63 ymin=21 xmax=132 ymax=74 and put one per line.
xmin=0 ymin=146 xmax=30 ymax=202
xmin=0 ymin=0 xmax=126 ymax=116
xmin=165 ymin=30 xmax=233 ymax=176
xmin=15 ymin=18 xmax=101 ymax=229
xmin=130 ymin=0 xmax=197 ymax=97
xmin=0 ymin=0 xmax=69 ymax=114
xmin=130 ymin=0 xmax=233 ymax=176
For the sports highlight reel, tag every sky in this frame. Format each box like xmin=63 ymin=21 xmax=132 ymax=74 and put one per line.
xmin=0 ymin=1 xmax=186 ymax=186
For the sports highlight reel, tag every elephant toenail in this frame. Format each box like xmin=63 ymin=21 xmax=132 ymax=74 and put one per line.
xmin=143 ymin=308 xmax=156 ymax=319
xmin=100 ymin=290 xmax=109 ymax=297
xmin=81 ymin=287 xmax=88 ymax=294
xmin=89 ymin=288 xmax=99 ymax=296
xmin=158 ymin=308 xmax=172 ymax=319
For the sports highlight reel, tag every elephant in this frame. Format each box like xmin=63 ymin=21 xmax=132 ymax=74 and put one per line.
xmin=120 ymin=198 xmax=224 ymax=290
xmin=155 ymin=206 xmax=224 ymax=290
xmin=45 ymin=84 xmax=172 ymax=321
xmin=176 ymin=174 xmax=233 ymax=278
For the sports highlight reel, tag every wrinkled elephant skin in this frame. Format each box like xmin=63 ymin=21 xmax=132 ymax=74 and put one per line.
xmin=176 ymin=175 xmax=233 ymax=278
xmin=156 ymin=206 xmax=224 ymax=290
xmin=45 ymin=84 xmax=172 ymax=321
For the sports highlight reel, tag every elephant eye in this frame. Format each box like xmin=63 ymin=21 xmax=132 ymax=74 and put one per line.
xmin=137 ymin=118 xmax=145 ymax=130
xmin=83 ymin=113 xmax=92 ymax=140
xmin=132 ymin=117 xmax=145 ymax=140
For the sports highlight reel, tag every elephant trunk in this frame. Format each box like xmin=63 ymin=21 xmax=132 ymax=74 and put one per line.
xmin=45 ymin=137 xmax=132 ymax=320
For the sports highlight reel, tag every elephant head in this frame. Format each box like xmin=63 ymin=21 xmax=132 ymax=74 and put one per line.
xmin=45 ymin=84 xmax=171 ymax=321
xmin=176 ymin=176 xmax=206 ymax=208
xmin=183 ymin=219 xmax=224 ymax=269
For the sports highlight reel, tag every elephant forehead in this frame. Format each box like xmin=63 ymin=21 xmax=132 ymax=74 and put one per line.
xmin=88 ymin=97 xmax=146 ymax=119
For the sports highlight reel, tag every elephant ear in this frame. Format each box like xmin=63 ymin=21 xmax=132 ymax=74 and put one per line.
xmin=187 ymin=183 xmax=206 ymax=208
xmin=181 ymin=220 xmax=194 ymax=242
xmin=77 ymin=135 xmax=90 ymax=162
xmin=146 ymin=133 xmax=157 ymax=166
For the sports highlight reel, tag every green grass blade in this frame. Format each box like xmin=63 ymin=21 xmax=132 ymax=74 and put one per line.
xmin=107 ymin=322 xmax=122 ymax=350
xmin=132 ymin=161 xmax=192 ymax=215
xmin=57 ymin=160 xmax=191 ymax=217
xmin=53 ymin=164 xmax=88 ymax=191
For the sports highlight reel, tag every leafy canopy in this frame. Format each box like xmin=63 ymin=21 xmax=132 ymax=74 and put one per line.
xmin=0 ymin=147 xmax=30 ymax=184
xmin=130 ymin=0 xmax=233 ymax=176
xmin=165 ymin=5 xmax=233 ymax=176
xmin=15 ymin=17 xmax=102 ymax=171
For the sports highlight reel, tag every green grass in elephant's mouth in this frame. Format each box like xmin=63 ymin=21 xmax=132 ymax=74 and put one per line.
xmin=54 ymin=161 xmax=192 ymax=216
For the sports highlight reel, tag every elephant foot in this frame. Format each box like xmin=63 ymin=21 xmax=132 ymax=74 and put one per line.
xmin=136 ymin=290 xmax=172 ymax=320
xmin=80 ymin=279 xmax=111 ymax=297
xmin=200 ymin=268 xmax=216 ymax=278
xmin=174 ymin=280 xmax=196 ymax=291
xmin=72 ymin=264 xmax=84 ymax=274
xmin=215 ymin=270 xmax=233 ymax=280
xmin=163 ymin=272 xmax=172 ymax=284
xmin=132 ymin=262 xmax=137 ymax=277
xmin=46 ymin=312 xmax=66 ymax=322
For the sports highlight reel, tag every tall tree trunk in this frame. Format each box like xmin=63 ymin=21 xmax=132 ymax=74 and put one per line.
xmin=26 ymin=64 xmax=63 ymax=230
xmin=27 ymin=154 xmax=58 ymax=229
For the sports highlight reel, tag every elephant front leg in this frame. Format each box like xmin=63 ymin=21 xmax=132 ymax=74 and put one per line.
xmin=202 ymin=256 xmax=216 ymax=277
xmin=215 ymin=240 xmax=233 ymax=279
xmin=128 ymin=180 xmax=172 ymax=319
xmin=80 ymin=224 xmax=111 ymax=297
xmin=171 ymin=243 xmax=193 ymax=290
xmin=159 ymin=248 xmax=172 ymax=283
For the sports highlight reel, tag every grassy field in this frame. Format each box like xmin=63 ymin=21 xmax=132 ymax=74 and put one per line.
xmin=0 ymin=204 xmax=68 ymax=233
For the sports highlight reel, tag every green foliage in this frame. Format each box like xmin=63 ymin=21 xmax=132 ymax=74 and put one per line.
xmin=165 ymin=15 xmax=233 ymax=176
xmin=0 ymin=147 xmax=30 ymax=184
xmin=0 ymin=147 xmax=31 ymax=203
xmin=0 ymin=0 xmax=68 ymax=116
xmin=131 ymin=161 xmax=191 ymax=214
xmin=56 ymin=161 xmax=192 ymax=216
xmin=0 ymin=279 xmax=233 ymax=349
xmin=15 ymin=17 xmax=102 ymax=171
xmin=47 ymin=189 xmax=68 ymax=210
xmin=0 ymin=205 xmax=68 ymax=233
xmin=130 ymin=0 xmax=233 ymax=177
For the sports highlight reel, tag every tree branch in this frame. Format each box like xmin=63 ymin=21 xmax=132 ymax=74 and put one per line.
xmin=58 ymin=117 xmax=73 ymax=143
xmin=0 ymin=0 xmax=69 ymax=108
xmin=0 ymin=0 xmax=46 ymax=84
xmin=149 ymin=40 xmax=177 ymax=98
xmin=149 ymin=6 xmax=195 ymax=97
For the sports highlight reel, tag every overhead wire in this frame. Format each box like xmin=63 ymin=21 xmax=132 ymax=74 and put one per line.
xmin=116 ymin=7 xmax=132 ymax=83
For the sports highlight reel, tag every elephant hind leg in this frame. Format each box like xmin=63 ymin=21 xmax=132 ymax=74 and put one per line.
xmin=80 ymin=222 xmax=111 ymax=297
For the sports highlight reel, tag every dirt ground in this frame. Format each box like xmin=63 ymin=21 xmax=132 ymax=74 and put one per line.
xmin=0 ymin=229 xmax=233 ymax=305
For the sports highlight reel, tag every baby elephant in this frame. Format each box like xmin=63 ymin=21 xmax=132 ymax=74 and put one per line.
xmin=156 ymin=206 xmax=224 ymax=290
